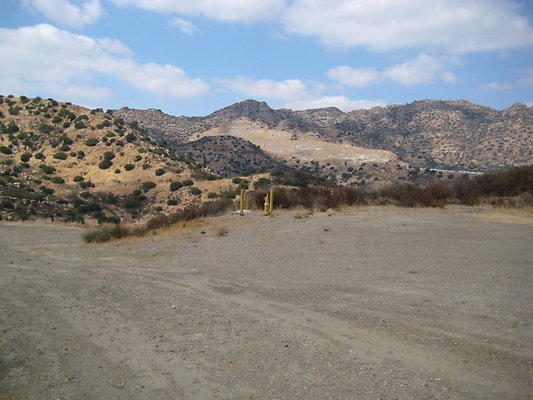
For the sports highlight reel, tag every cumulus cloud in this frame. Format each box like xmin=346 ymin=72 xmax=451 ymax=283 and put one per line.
xmin=480 ymin=82 xmax=513 ymax=91
xmin=384 ymin=54 xmax=447 ymax=86
xmin=112 ymin=0 xmax=287 ymax=22
xmin=283 ymin=0 xmax=533 ymax=53
xmin=0 ymin=24 xmax=210 ymax=100
xmin=170 ymin=17 xmax=199 ymax=35
xmin=216 ymin=76 xmax=309 ymax=100
xmin=216 ymin=75 xmax=384 ymax=112
xmin=25 ymin=0 xmax=104 ymax=28
xmin=329 ymin=55 xmax=454 ymax=87
xmin=327 ymin=66 xmax=380 ymax=87
xmin=284 ymin=96 xmax=386 ymax=112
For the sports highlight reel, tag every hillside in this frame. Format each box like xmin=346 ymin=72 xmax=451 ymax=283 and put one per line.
xmin=0 ymin=96 xmax=250 ymax=222
xmin=174 ymin=135 xmax=287 ymax=176
xmin=114 ymin=99 xmax=532 ymax=174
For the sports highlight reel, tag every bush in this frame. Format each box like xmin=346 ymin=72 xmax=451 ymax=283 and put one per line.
xmin=0 ymin=146 xmax=12 ymax=154
xmin=34 ymin=152 xmax=45 ymax=160
xmin=76 ymin=151 xmax=85 ymax=159
xmin=50 ymin=176 xmax=65 ymax=184
xmin=39 ymin=165 xmax=56 ymax=174
xmin=39 ymin=124 xmax=54 ymax=134
xmin=124 ymin=163 xmax=134 ymax=171
xmin=182 ymin=179 xmax=193 ymax=186
xmin=83 ymin=224 xmax=130 ymax=243
xmin=103 ymin=151 xmax=115 ymax=160
xmin=142 ymin=181 xmax=156 ymax=191
xmin=155 ymin=168 xmax=166 ymax=176
xmin=254 ymin=177 xmax=271 ymax=189
xmin=207 ymin=192 xmax=217 ymax=199
xmin=53 ymin=152 xmax=68 ymax=160
xmin=85 ymin=138 xmax=99 ymax=146
xmin=190 ymin=187 xmax=202 ymax=195
xmin=99 ymin=159 xmax=112 ymax=169
xmin=170 ymin=181 xmax=183 ymax=191
xmin=73 ymin=175 xmax=84 ymax=182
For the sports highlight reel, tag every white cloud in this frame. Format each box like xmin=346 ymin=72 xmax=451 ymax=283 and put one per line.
xmin=283 ymin=0 xmax=533 ymax=53
xmin=439 ymin=72 xmax=457 ymax=84
xmin=384 ymin=54 xmax=446 ymax=86
xmin=217 ymin=76 xmax=309 ymax=100
xmin=480 ymin=82 xmax=513 ymax=91
xmin=170 ymin=17 xmax=199 ymax=35
xmin=327 ymin=66 xmax=380 ymax=87
xmin=0 ymin=24 xmax=210 ymax=101
xmin=216 ymin=76 xmax=384 ymax=111
xmin=284 ymin=96 xmax=386 ymax=112
xmin=112 ymin=0 xmax=287 ymax=22
xmin=25 ymin=0 xmax=104 ymax=28
xmin=329 ymin=55 xmax=454 ymax=87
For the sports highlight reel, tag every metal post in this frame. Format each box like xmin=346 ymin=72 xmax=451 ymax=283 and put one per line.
xmin=269 ymin=189 xmax=274 ymax=215
xmin=240 ymin=189 xmax=245 ymax=216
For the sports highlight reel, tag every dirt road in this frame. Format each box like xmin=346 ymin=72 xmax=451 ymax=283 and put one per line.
xmin=1 ymin=206 xmax=532 ymax=399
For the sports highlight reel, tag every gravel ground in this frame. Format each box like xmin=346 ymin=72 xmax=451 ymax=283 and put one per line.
xmin=0 ymin=206 xmax=532 ymax=400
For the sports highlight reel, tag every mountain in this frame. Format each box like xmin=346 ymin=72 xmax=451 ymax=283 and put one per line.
xmin=114 ymin=99 xmax=532 ymax=174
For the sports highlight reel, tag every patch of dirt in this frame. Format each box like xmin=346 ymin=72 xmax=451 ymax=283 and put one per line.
xmin=1 ymin=206 xmax=532 ymax=399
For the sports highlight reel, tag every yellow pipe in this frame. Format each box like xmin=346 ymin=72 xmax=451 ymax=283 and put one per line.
xmin=263 ymin=193 xmax=270 ymax=216
xmin=240 ymin=189 xmax=245 ymax=216
xmin=269 ymin=189 xmax=274 ymax=215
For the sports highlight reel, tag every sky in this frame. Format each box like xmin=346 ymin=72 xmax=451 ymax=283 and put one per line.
xmin=0 ymin=0 xmax=532 ymax=116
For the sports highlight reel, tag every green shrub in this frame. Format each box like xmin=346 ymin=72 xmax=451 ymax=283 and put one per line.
xmin=85 ymin=138 xmax=99 ymax=146
xmin=142 ymin=181 xmax=156 ymax=191
xmin=73 ymin=175 xmax=84 ymax=182
xmin=99 ymin=159 xmax=112 ymax=169
xmin=103 ymin=151 xmax=115 ymax=160
xmin=254 ymin=177 xmax=271 ymax=188
xmin=170 ymin=181 xmax=183 ymax=191
xmin=232 ymin=177 xmax=242 ymax=184
xmin=155 ymin=168 xmax=166 ymax=176
xmin=124 ymin=163 xmax=134 ymax=171
xmin=50 ymin=176 xmax=65 ymax=184
xmin=134 ymin=155 xmax=142 ymax=161
xmin=39 ymin=124 xmax=54 ymax=134
xmin=63 ymin=122 xmax=71 ymax=128
xmin=34 ymin=152 xmax=45 ymax=160
xmin=53 ymin=152 xmax=68 ymax=160
xmin=142 ymin=163 xmax=150 ymax=170
xmin=207 ymin=192 xmax=217 ymax=199
xmin=0 ymin=146 xmax=12 ymax=154
xmin=39 ymin=165 xmax=56 ymax=174
xmin=167 ymin=198 xmax=179 ymax=205
xmin=190 ymin=187 xmax=202 ymax=195
xmin=182 ymin=179 xmax=193 ymax=186
xmin=77 ymin=151 xmax=85 ymax=159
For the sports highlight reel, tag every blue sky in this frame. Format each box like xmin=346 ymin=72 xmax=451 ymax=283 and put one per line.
xmin=1 ymin=0 xmax=532 ymax=116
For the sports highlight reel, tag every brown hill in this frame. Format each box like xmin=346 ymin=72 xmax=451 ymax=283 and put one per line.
xmin=174 ymin=135 xmax=286 ymax=176
xmin=114 ymin=99 xmax=532 ymax=173
xmin=0 ymin=96 xmax=247 ymax=222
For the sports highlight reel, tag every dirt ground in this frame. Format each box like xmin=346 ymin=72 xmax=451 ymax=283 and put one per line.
xmin=0 ymin=206 xmax=532 ymax=400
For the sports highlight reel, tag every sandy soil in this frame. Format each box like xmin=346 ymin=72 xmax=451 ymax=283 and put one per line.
xmin=0 ymin=206 xmax=532 ymax=400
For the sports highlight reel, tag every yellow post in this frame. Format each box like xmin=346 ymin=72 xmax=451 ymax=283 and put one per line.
xmin=240 ymin=189 xmax=245 ymax=216
xmin=263 ymin=192 xmax=270 ymax=216
xmin=269 ymin=189 xmax=274 ymax=215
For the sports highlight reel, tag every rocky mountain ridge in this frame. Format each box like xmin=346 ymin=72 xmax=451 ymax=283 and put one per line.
xmin=114 ymin=99 xmax=532 ymax=172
